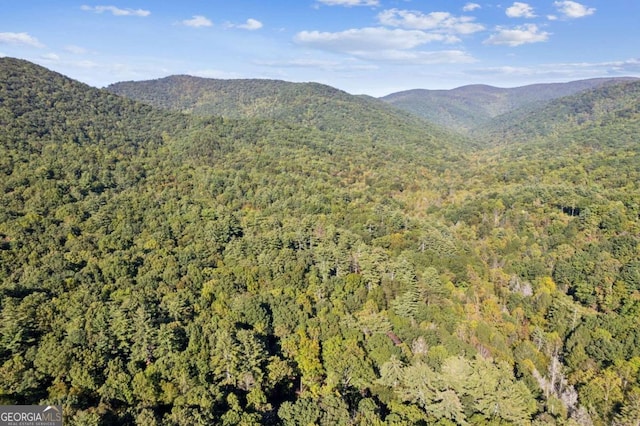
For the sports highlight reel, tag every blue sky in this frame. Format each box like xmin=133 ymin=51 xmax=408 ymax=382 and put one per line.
xmin=1 ymin=0 xmax=638 ymax=96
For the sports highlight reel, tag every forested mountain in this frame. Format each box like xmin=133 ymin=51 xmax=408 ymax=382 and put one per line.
xmin=2 ymin=57 xmax=640 ymax=426
xmin=106 ymin=76 xmax=455 ymax=148
xmin=381 ymin=77 xmax=637 ymax=133
xmin=477 ymin=79 xmax=640 ymax=144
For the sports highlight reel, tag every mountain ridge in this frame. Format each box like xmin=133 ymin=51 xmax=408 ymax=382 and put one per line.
xmin=477 ymin=79 xmax=640 ymax=143
xmin=106 ymin=73 xmax=464 ymax=152
xmin=381 ymin=77 xmax=639 ymax=133
xmin=106 ymin=70 xmax=640 ymax=141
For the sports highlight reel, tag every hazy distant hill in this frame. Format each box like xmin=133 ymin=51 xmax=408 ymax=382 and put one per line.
xmin=107 ymin=75 xmax=456 ymax=148
xmin=479 ymin=79 xmax=640 ymax=143
xmin=381 ymin=77 xmax=638 ymax=133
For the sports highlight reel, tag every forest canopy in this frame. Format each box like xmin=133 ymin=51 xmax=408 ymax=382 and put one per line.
xmin=1 ymin=57 xmax=639 ymax=425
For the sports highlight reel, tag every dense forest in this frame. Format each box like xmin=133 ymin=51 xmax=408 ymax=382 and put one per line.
xmin=106 ymin=76 xmax=457 ymax=149
xmin=380 ymin=77 xmax=638 ymax=134
xmin=1 ymin=57 xmax=640 ymax=425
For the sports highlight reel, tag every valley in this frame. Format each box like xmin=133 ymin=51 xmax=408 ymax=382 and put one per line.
xmin=1 ymin=57 xmax=639 ymax=425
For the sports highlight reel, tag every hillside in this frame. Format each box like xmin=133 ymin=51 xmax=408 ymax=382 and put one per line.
xmin=477 ymin=79 xmax=640 ymax=143
xmin=381 ymin=77 xmax=638 ymax=133
xmin=106 ymin=75 xmax=457 ymax=149
xmin=0 ymin=58 xmax=188 ymax=154
xmin=2 ymin=58 xmax=640 ymax=425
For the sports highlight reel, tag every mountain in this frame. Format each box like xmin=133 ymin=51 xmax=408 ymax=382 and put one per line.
xmin=2 ymin=58 xmax=640 ymax=425
xmin=381 ymin=77 xmax=638 ymax=133
xmin=106 ymin=75 xmax=459 ymax=150
xmin=477 ymin=79 xmax=640 ymax=143
xmin=0 ymin=58 xmax=188 ymax=153
xmin=0 ymin=58 xmax=472 ymax=423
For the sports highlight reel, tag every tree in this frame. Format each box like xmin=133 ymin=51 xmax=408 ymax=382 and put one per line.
xmin=614 ymin=387 xmax=640 ymax=426
xmin=278 ymin=398 xmax=321 ymax=426
xmin=322 ymin=336 xmax=375 ymax=391
xmin=378 ymin=356 xmax=404 ymax=389
xmin=468 ymin=358 xmax=537 ymax=423
xmin=399 ymin=363 xmax=439 ymax=412
xmin=282 ymin=330 xmax=324 ymax=395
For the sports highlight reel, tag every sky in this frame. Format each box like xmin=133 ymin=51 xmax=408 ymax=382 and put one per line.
xmin=1 ymin=0 xmax=639 ymax=96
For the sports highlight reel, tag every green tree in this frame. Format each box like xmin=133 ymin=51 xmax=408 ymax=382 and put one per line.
xmin=614 ymin=387 xmax=640 ymax=426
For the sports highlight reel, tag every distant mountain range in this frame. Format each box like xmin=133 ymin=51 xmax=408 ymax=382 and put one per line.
xmin=108 ymin=75 xmax=639 ymax=143
xmin=106 ymin=76 xmax=456 ymax=150
xmin=106 ymin=75 xmax=640 ymax=150
xmin=380 ymin=77 xmax=639 ymax=133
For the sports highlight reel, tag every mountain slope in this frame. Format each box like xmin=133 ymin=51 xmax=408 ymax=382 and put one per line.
xmin=1 ymin=58 xmax=475 ymax=423
xmin=106 ymin=75 xmax=460 ymax=149
xmin=479 ymin=79 xmax=640 ymax=143
xmin=0 ymin=58 xmax=188 ymax=154
xmin=381 ymin=77 xmax=638 ymax=133
xmin=3 ymin=58 xmax=640 ymax=426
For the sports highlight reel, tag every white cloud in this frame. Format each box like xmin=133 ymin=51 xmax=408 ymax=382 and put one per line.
xmin=225 ymin=18 xmax=264 ymax=30
xmin=484 ymin=24 xmax=550 ymax=46
xmin=316 ymin=0 xmax=379 ymax=6
xmin=552 ymin=58 xmax=640 ymax=74
xmin=0 ymin=32 xmax=44 ymax=48
xmin=354 ymin=49 xmax=476 ymax=64
xmin=182 ymin=15 xmax=213 ymax=28
xmin=471 ymin=65 xmax=536 ymax=76
xmin=547 ymin=15 xmax=558 ymax=21
xmin=295 ymin=27 xmax=457 ymax=52
xmin=463 ymin=3 xmax=481 ymax=12
xmin=553 ymin=1 xmax=595 ymax=19
xmin=41 ymin=53 xmax=60 ymax=61
xmin=294 ymin=27 xmax=475 ymax=65
xmin=75 ymin=60 xmax=99 ymax=69
xmin=506 ymin=2 xmax=536 ymax=18
xmin=189 ymin=69 xmax=243 ymax=79
xmin=237 ymin=18 xmax=263 ymax=30
xmin=256 ymin=58 xmax=378 ymax=71
xmin=65 ymin=45 xmax=88 ymax=54
xmin=80 ymin=5 xmax=150 ymax=17
xmin=470 ymin=58 xmax=640 ymax=82
xmin=610 ymin=58 xmax=640 ymax=73
xmin=378 ymin=9 xmax=484 ymax=34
